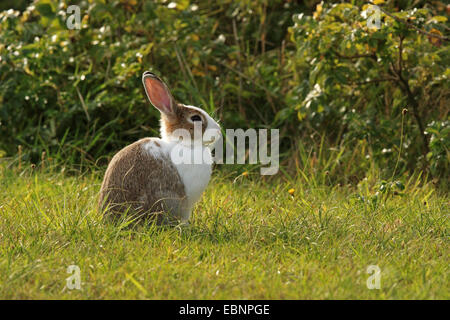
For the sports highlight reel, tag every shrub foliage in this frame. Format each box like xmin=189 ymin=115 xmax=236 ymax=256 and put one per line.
xmin=0 ymin=0 xmax=448 ymax=179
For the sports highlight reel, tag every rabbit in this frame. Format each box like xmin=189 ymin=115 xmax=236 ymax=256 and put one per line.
xmin=98 ymin=71 xmax=221 ymax=224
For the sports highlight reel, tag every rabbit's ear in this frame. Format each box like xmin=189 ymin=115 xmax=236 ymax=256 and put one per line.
xmin=142 ymin=72 xmax=175 ymax=114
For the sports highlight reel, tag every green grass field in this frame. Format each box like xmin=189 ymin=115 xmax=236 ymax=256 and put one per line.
xmin=0 ymin=164 xmax=448 ymax=299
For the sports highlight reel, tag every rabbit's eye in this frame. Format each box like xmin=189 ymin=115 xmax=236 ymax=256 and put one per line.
xmin=190 ymin=115 xmax=202 ymax=122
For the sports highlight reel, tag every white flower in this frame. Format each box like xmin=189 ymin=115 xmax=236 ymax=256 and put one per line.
xmin=216 ymin=34 xmax=226 ymax=44
xmin=305 ymin=84 xmax=322 ymax=100
xmin=303 ymin=84 xmax=322 ymax=109
xmin=361 ymin=10 xmax=368 ymax=19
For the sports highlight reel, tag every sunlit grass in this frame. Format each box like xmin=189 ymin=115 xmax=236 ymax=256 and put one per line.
xmin=0 ymin=163 xmax=448 ymax=299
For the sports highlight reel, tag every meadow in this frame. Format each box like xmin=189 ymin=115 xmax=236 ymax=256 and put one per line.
xmin=0 ymin=0 xmax=448 ymax=300
xmin=0 ymin=159 xmax=447 ymax=299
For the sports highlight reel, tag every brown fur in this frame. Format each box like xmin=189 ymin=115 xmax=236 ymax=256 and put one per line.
xmin=162 ymin=103 xmax=207 ymax=138
xmin=98 ymin=138 xmax=186 ymax=224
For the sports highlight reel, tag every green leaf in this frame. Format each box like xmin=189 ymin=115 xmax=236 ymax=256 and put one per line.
xmin=36 ymin=4 xmax=55 ymax=18
xmin=395 ymin=181 xmax=405 ymax=191
xmin=428 ymin=16 xmax=448 ymax=24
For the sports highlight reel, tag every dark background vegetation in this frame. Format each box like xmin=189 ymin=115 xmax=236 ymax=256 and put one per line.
xmin=0 ymin=0 xmax=448 ymax=185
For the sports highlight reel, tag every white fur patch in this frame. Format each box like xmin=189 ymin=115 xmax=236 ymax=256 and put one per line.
xmin=142 ymin=138 xmax=166 ymax=158
xmin=144 ymin=105 xmax=220 ymax=222
xmin=141 ymin=137 xmax=212 ymax=222
xmin=172 ymin=145 xmax=212 ymax=213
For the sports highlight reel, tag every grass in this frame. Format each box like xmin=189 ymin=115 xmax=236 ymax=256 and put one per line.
xmin=0 ymin=162 xmax=448 ymax=299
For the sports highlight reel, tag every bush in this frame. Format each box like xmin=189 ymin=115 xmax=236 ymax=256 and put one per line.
xmin=286 ymin=2 xmax=449 ymax=178
xmin=0 ymin=0 xmax=448 ymax=181
xmin=0 ymin=0 xmax=304 ymax=166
